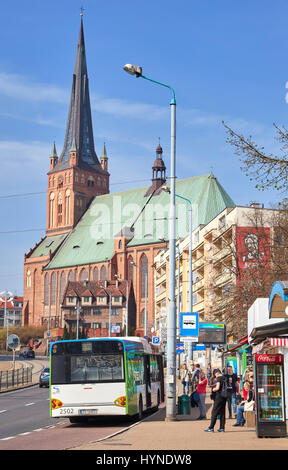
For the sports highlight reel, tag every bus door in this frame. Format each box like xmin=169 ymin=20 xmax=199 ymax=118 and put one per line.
xmin=144 ymin=355 xmax=151 ymax=408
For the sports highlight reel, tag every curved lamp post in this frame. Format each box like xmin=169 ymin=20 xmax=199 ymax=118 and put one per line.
xmin=130 ymin=261 xmax=148 ymax=337
xmin=124 ymin=64 xmax=177 ymax=421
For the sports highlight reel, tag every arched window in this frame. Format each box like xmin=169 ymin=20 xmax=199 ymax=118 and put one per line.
xmin=51 ymin=272 xmax=56 ymax=305
xmin=119 ymin=240 xmax=122 ymax=249
xmin=140 ymin=254 xmax=148 ymax=299
xmin=139 ymin=309 xmax=145 ymax=328
xmin=60 ymin=271 xmax=66 ymax=304
xmin=58 ymin=193 xmax=63 ymax=225
xmin=65 ymin=189 xmax=70 ymax=225
xmin=100 ymin=265 xmax=107 ymax=281
xmin=80 ymin=268 xmax=88 ymax=282
xmin=68 ymin=270 xmax=74 ymax=282
xmin=44 ymin=273 xmax=49 ymax=305
xmin=26 ymin=269 xmax=32 ymax=288
xmin=128 ymin=256 xmax=134 ymax=283
xmin=93 ymin=266 xmax=99 ymax=281
xmin=49 ymin=193 xmax=55 ymax=228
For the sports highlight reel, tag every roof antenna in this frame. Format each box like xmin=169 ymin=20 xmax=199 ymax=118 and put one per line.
xmin=80 ymin=6 xmax=84 ymax=17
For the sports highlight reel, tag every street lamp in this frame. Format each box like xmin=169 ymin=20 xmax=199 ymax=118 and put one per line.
xmin=162 ymin=185 xmax=193 ymax=361
xmin=124 ymin=64 xmax=177 ymax=421
xmin=130 ymin=261 xmax=148 ymax=337
xmin=0 ymin=290 xmax=14 ymax=350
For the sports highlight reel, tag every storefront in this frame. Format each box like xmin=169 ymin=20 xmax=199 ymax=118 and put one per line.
xmin=248 ymin=282 xmax=288 ymax=418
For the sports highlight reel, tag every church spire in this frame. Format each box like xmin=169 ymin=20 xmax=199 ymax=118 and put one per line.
xmin=56 ymin=16 xmax=102 ymax=172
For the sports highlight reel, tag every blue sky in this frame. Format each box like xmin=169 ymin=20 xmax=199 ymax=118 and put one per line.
xmin=1 ymin=0 xmax=288 ymax=295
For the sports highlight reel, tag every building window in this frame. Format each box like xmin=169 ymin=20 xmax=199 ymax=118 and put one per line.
xmin=111 ymin=308 xmax=119 ymax=315
xmin=68 ymin=270 xmax=74 ymax=282
xmin=93 ymin=309 xmax=101 ymax=315
xmin=44 ymin=273 xmax=49 ymax=305
xmin=80 ymin=268 xmax=88 ymax=282
xmin=60 ymin=271 xmax=66 ymax=304
xmin=128 ymin=256 xmax=134 ymax=283
xmin=51 ymin=272 xmax=56 ymax=305
xmin=100 ymin=265 xmax=107 ymax=281
xmin=26 ymin=269 xmax=32 ymax=288
xmin=68 ymin=296 xmax=75 ymax=303
xmin=83 ymin=296 xmax=90 ymax=302
xmin=139 ymin=309 xmax=145 ymax=328
xmin=93 ymin=266 xmax=98 ymax=281
xmin=113 ymin=296 xmax=121 ymax=303
xmin=140 ymin=254 xmax=148 ymax=299
xmin=58 ymin=193 xmax=63 ymax=225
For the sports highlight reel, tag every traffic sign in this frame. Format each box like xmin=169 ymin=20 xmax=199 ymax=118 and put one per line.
xmin=7 ymin=334 xmax=20 ymax=350
xmin=180 ymin=313 xmax=199 ymax=339
xmin=152 ymin=336 xmax=160 ymax=345
xmin=176 ymin=343 xmax=184 ymax=354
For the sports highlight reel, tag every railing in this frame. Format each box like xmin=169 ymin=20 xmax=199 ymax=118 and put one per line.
xmin=0 ymin=364 xmax=32 ymax=391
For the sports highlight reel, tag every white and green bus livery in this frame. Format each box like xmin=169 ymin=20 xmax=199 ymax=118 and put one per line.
xmin=50 ymin=337 xmax=164 ymax=422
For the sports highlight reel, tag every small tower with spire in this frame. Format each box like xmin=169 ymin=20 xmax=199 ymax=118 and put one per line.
xmin=145 ymin=140 xmax=167 ymax=196
xmin=49 ymin=142 xmax=58 ymax=170
xmin=100 ymin=142 xmax=108 ymax=172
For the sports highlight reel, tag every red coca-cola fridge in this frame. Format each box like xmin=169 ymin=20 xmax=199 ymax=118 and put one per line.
xmin=254 ymin=354 xmax=286 ymax=438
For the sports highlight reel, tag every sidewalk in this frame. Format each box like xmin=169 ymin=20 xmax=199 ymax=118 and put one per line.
xmin=69 ymin=395 xmax=288 ymax=451
xmin=0 ymin=358 xmax=49 ymax=392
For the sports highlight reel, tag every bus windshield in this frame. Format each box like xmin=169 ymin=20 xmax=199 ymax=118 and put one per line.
xmin=51 ymin=340 xmax=125 ymax=385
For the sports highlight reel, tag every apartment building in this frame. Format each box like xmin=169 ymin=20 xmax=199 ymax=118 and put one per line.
xmin=154 ymin=204 xmax=276 ymax=341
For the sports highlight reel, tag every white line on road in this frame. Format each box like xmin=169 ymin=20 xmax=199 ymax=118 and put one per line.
xmin=25 ymin=403 xmax=35 ymax=406
xmin=0 ymin=410 xmax=7 ymax=413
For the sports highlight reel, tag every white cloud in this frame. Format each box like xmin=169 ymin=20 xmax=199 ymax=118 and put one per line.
xmin=0 ymin=140 xmax=51 ymax=166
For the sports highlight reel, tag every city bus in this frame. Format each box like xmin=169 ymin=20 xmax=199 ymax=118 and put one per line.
xmin=49 ymin=337 xmax=164 ymax=423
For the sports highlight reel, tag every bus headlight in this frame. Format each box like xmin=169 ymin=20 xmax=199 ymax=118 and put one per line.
xmin=114 ymin=396 xmax=126 ymax=407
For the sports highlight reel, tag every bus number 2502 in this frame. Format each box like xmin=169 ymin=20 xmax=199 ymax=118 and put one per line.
xmin=59 ymin=408 xmax=74 ymax=415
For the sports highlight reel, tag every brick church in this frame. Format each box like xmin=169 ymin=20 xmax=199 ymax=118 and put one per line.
xmin=23 ymin=17 xmax=235 ymax=338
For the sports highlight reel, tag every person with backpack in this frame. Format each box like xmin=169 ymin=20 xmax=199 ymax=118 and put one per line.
xmin=204 ymin=369 xmax=228 ymax=432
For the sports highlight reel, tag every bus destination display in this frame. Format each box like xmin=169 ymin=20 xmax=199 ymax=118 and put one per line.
xmin=198 ymin=323 xmax=226 ymax=344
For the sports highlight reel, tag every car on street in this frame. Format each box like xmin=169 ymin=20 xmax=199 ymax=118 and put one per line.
xmin=19 ymin=349 xmax=35 ymax=359
xmin=39 ymin=367 xmax=50 ymax=388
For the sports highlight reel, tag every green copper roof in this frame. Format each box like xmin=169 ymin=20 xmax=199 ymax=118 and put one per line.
xmin=44 ymin=173 xmax=235 ymax=270
xmin=28 ymin=233 xmax=68 ymax=259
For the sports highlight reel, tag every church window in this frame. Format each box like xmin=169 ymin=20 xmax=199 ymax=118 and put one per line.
xmin=80 ymin=268 xmax=88 ymax=282
xmin=65 ymin=189 xmax=70 ymax=225
xmin=60 ymin=271 xmax=66 ymax=303
xmin=75 ymin=173 xmax=79 ymax=183
xmin=140 ymin=254 xmax=148 ymax=299
xmin=119 ymin=240 xmax=122 ymax=249
xmin=128 ymin=256 xmax=134 ymax=283
xmin=93 ymin=266 xmax=98 ymax=281
xmin=58 ymin=193 xmax=63 ymax=225
xmin=97 ymin=177 xmax=101 ymax=187
xmin=26 ymin=269 xmax=32 ymax=288
xmin=100 ymin=265 xmax=107 ymax=281
xmin=139 ymin=309 xmax=145 ymax=328
xmin=51 ymin=272 xmax=56 ymax=305
xmin=81 ymin=174 xmax=85 ymax=184
xmin=49 ymin=193 xmax=55 ymax=228
xmin=44 ymin=273 xmax=49 ymax=305
xmin=58 ymin=176 xmax=63 ymax=188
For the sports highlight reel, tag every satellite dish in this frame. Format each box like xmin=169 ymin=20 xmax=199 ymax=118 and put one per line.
xmin=7 ymin=334 xmax=20 ymax=350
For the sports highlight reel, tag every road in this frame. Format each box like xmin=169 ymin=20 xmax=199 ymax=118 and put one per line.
xmin=0 ymin=385 xmax=141 ymax=450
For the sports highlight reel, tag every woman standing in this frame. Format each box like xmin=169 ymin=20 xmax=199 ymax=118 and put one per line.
xmin=197 ymin=371 xmax=208 ymax=420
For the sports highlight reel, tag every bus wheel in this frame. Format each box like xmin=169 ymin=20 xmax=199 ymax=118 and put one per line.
xmin=69 ymin=417 xmax=88 ymax=424
xmin=138 ymin=396 xmax=143 ymax=420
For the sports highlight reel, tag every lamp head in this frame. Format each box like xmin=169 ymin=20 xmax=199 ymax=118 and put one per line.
xmin=123 ymin=64 xmax=143 ymax=77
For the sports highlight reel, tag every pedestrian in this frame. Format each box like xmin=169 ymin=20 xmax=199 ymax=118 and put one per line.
xmin=225 ymin=365 xmax=239 ymax=419
xmin=206 ymin=362 xmax=212 ymax=384
xmin=209 ymin=369 xmax=217 ymax=401
xmin=196 ymin=371 xmax=207 ymax=420
xmin=181 ymin=363 xmax=191 ymax=395
xmin=204 ymin=369 xmax=227 ymax=432
xmin=233 ymin=381 xmax=254 ymax=427
xmin=191 ymin=363 xmax=202 ymax=391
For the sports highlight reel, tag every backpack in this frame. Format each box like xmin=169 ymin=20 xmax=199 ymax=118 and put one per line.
xmin=220 ymin=375 xmax=232 ymax=399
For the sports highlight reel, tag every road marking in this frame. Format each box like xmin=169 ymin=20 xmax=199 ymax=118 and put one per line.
xmin=1 ymin=436 xmax=15 ymax=440
xmin=25 ymin=402 xmax=35 ymax=406
xmin=0 ymin=410 xmax=7 ymax=414
xmin=18 ymin=432 xmax=31 ymax=436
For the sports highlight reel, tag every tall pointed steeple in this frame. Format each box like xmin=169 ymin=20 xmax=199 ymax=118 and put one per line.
xmin=54 ymin=16 xmax=103 ymax=173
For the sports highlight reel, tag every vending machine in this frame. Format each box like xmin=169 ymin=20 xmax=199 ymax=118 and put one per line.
xmin=254 ymin=354 xmax=286 ymax=438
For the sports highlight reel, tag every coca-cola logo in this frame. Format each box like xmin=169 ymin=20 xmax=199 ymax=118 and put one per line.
xmin=256 ymin=354 xmax=283 ymax=363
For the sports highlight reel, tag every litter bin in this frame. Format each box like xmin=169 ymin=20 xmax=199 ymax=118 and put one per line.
xmin=178 ymin=394 xmax=191 ymax=415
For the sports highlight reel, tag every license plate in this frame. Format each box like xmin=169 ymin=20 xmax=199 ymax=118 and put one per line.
xmin=79 ymin=409 xmax=98 ymax=415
